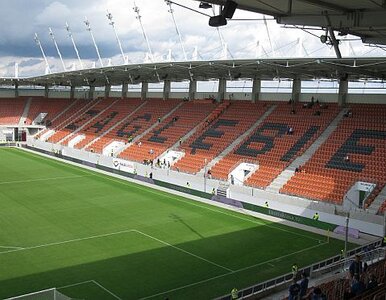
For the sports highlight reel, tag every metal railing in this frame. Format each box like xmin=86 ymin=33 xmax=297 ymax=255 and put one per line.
xmin=215 ymin=239 xmax=384 ymax=300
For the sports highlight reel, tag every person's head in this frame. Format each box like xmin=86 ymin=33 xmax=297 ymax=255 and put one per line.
xmin=313 ymin=287 xmax=322 ymax=295
xmin=355 ymin=254 xmax=361 ymax=262
xmin=302 ymin=272 xmax=308 ymax=279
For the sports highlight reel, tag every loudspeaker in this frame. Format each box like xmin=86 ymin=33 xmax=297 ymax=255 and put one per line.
xmin=209 ymin=15 xmax=227 ymax=27
xmin=222 ymin=0 xmax=237 ymax=18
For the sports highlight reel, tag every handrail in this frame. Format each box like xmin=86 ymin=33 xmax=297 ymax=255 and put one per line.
xmin=214 ymin=238 xmax=384 ymax=300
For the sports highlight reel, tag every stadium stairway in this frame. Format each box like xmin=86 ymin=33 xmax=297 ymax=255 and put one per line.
xmin=82 ymin=99 xmax=147 ymax=151
xmin=160 ymin=103 xmax=227 ymax=163
xmin=266 ymin=108 xmax=348 ymax=193
xmin=116 ymin=101 xmax=185 ymax=156
xmin=202 ymin=104 xmax=276 ymax=174
xmin=36 ymin=99 xmax=80 ymax=139
xmin=18 ymin=97 xmax=32 ymax=125
xmin=47 ymin=99 xmax=102 ymax=143
xmin=59 ymin=98 xmax=119 ymax=145
xmin=367 ymin=185 xmax=386 ymax=214
xmin=281 ymin=104 xmax=386 ymax=205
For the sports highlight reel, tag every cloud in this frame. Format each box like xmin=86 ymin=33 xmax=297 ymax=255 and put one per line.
xmin=0 ymin=0 xmax=384 ymax=77
xmin=35 ymin=2 xmax=71 ymax=26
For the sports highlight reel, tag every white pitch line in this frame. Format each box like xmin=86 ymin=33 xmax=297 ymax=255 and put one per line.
xmin=133 ymin=229 xmax=234 ymax=273
xmin=58 ymin=279 xmax=123 ymax=300
xmin=58 ymin=279 xmax=94 ymax=290
xmin=0 ymin=229 xmax=135 ymax=255
xmin=139 ymin=242 xmax=328 ymax=300
xmin=0 ymin=245 xmax=24 ymax=250
xmin=0 ymin=174 xmax=92 ymax=185
xmin=92 ymin=280 xmax=122 ymax=300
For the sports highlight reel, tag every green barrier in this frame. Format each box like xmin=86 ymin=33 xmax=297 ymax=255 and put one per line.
xmin=242 ymin=202 xmax=337 ymax=231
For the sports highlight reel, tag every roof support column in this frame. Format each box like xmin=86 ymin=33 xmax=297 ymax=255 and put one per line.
xmin=338 ymin=75 xmax=348 ymax=107
xmin=14 ymin=82 xmax=19 ymax=98
xmin=218 ymin=78 xmax=226 ymax=102
xmin=70 ymin=85 xmax=75 ymax=99
xmin=189 ymin=79 xmax=196 ymax=100
xmin=105 ymin=84 xmax=111 ymax=99
xmin=141 ymin=81 xmax=148 ymax=101
xmin=122 ymin=81 xmax=128 ymax=98
xmin=292 ymin=77 xmax=301 ymax=103
xmin=44 ymin=84 xmax=49 ymax=98
xmin=163 ymin=80 xmax=171 ymax=100
xmin=251 ymin=77 xmax=261 ymax=103
xmin=88 ymin=85 xmax=95 ymax=100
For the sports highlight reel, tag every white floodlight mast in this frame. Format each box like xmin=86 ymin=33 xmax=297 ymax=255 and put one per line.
xmin=263 ymin=16 xmax=275 ymax=57
xmin=133 ymin=2 xmax=154 ymax=62
xmin=33 ymin=33 xmax=51 ymax=74
xmin=106 ymin=11 xmax=129 ymax=64
xmin=48 ymin=27 xmax=66 ymax=72
xmin=211 ymin=6 xmax=228 ymax=60
xmin=65 ymin=22 xmax=84 ymax=69
xmin=84 ymin=17 xmax=104 ymax=67
xmin=165 ymin=1 xmax=187 ymax=61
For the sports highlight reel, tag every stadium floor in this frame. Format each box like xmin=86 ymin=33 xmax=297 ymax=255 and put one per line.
xmin=0 ymin=148 xmax=354 ymax=299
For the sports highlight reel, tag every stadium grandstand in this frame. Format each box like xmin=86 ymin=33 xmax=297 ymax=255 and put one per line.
xmin=0 ymin=0 xmax=385 ymax=299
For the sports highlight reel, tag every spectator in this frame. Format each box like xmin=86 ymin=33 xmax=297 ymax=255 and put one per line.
xmin=231 ymin=287 xmax=238 ymax=300
xmin=311 ymin=287 xmax=326 ymax=300
xmin=366 ymin=273 xmax=378 ymax=290
xmin=292 ymin=263 xmax=299 ymax=278
xmin=291 ymin=109 xmax=296 ymax=114
xmin=138 ymin=141 xmax=142 ymax=147
xmin=288 ymin=278 xmax=301 ymax=300
xmin=207 ymin=169 xmax=212 ymax=179
xmin=349 ymin=255 xmax=363 ymax=279
xmin=350 ymin=275 xmax=365 ymax=297
xmin=212 ymin=188 xmax=216 ymax=195
xmin=287 ymin=126 xmax=294 ymax=135
xmin=299 ymin=272 xmax=309 ymax=299
xmin=344 ymin=155 xmax=350 ymax=162
xmin=149 ymin=172 xmax=153 ymax=179
xmin=158 ymin=117 xmax=161 ymax=123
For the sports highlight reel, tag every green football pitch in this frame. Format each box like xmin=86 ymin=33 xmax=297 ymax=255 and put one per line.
xmin=0 ymin=148 xmax=354 ymax=300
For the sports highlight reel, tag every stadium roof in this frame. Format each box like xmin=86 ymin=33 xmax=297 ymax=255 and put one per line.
xmin=2 ymin=57 xmax=386 ymax=87
xmin=195 ymin=0 xmax=386 ymax=46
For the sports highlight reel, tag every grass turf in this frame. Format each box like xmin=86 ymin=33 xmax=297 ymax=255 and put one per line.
xmin=0 ymin=148 xmax=355 ymax=299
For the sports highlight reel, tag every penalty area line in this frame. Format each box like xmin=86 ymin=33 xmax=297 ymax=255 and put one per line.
xmin=59 ymin=279 xmax=122 ymax=300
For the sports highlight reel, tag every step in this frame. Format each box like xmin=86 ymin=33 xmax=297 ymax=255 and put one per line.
xmin=19 ymin=97 xmax=32 ymax=125
xmin=267 ymin=108 xmax=348 ymax=192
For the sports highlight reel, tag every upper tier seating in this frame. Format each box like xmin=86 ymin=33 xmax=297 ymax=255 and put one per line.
xmin=173 ymin=101 xmax=270 ymax=174
xmin=281 ymin=104 xmax=386 ymax=205
xmin=0 ymin=98 xmax=26 ymax=125
xmin=88 ymin=99 xmax=182 ymax=153
xmin=73 ymin=98 xmax=143 ymax=150
xmin=210 ymin=102 xmax=340 ymax=188
xmin=25 ymin=97 xmax=72 ymax=125
xmin=60 ymin=98 xmax=117 ymax=146
xmin=48 ymin=98 xmax=113 ymax=144
xmin=119 ymin=100 xmax=217 ymax=162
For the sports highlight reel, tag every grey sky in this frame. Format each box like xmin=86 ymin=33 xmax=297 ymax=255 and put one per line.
xmin=0 ymin=0 xmax=383 ymax=77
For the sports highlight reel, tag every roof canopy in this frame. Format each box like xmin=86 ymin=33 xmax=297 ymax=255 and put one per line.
xmin=2 ymin=57 xmax=386 ymax=87
xmin=195 ymin=0 xmax=386 ymax=45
